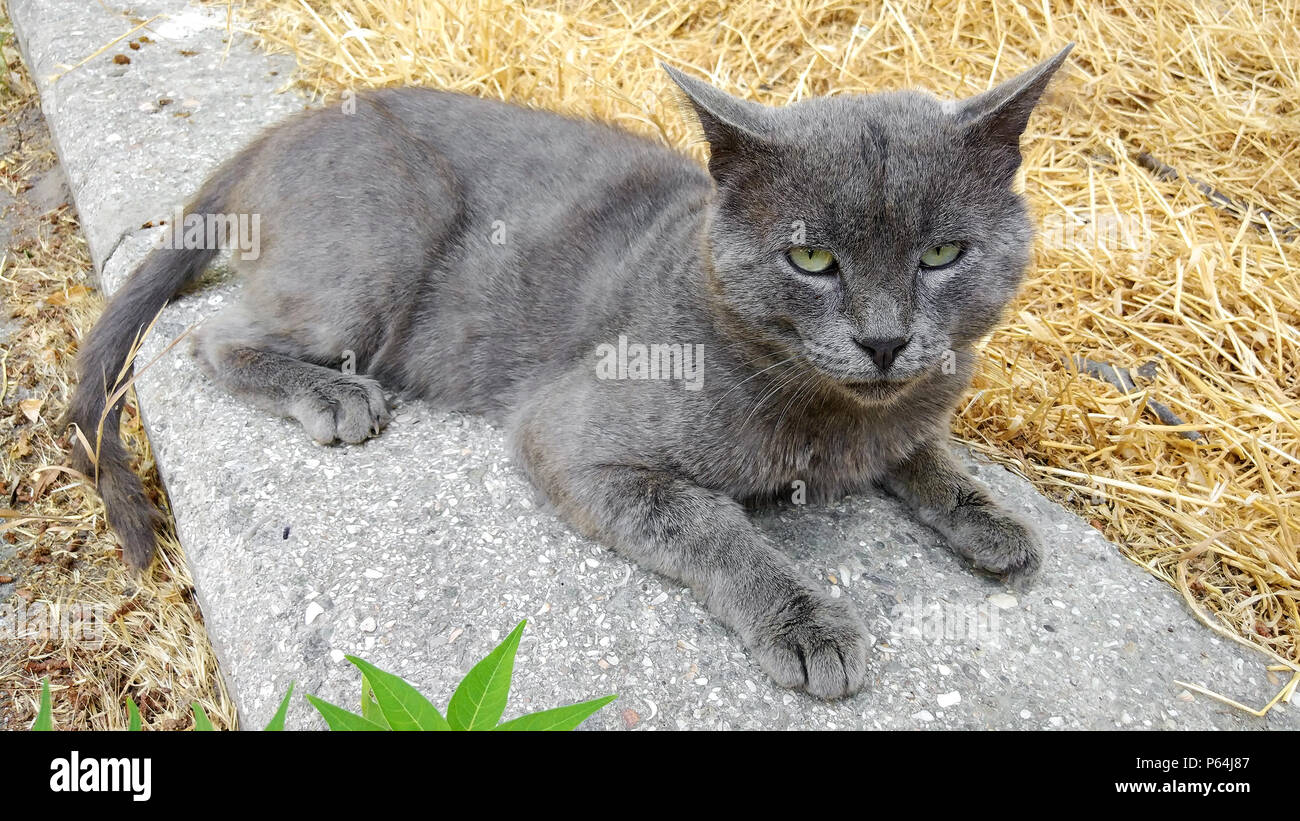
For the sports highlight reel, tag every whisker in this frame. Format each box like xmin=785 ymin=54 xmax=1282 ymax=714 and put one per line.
xmin=740 ymin=359 xmax=812 ymax=431
xmin=704 ymin=354 xmax=799 ymax=416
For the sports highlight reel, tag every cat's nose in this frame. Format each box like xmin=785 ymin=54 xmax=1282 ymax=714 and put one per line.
xmin=855 ymin=336 xmax=910 ymax=371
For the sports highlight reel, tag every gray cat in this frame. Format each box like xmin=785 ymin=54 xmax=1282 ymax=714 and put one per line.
xmin=70 ymin=46 xmax=1072 ymax=699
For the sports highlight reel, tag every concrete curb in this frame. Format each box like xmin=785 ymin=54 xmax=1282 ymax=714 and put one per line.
xmin=11 ymin=0 xmax=1293 ymax=729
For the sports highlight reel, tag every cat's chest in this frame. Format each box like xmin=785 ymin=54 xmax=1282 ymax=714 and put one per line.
xmin=715 ymin=412 xmax=929 ymax=501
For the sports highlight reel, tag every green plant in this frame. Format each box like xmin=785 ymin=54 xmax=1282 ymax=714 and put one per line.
xmin=32 ymin=677 xmax=52 ymax=731
xmin=30 ymin=619 xmax=614 ymax=731
xmin=305 ymin=619 xmax=615 ymax=730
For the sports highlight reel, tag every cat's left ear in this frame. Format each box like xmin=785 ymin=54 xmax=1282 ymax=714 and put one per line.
xmin=661 ymin=64 xmax=771 ymax=184
xmin=957 ymin=44 xmax=1073 ymax=164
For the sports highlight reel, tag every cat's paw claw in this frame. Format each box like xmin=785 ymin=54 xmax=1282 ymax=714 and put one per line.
xmin=750 ymin=590 xmax=870 ymax=700
xmin=293 ymin=375 xmax=390 ymax=445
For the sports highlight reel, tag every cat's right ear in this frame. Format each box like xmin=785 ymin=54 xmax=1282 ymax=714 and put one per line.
xmin=661 ymin=64 xmax=771 ymax=184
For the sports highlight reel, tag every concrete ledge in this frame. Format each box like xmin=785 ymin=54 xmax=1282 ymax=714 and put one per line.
xmin=12 ymin=0 xmax=1294 ymax=729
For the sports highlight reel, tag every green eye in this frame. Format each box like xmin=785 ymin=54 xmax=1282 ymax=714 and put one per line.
xmin=920 ymin=244 xmax=962 ymax=269
xmin=787 ymin=247 xmax=837 ymax=274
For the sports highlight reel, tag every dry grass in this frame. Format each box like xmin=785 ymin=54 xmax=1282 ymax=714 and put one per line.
xmin=0 ymin=7 xmax=236 ymax=729
xmin=225 ymin=0 xmax=1299 ymax=676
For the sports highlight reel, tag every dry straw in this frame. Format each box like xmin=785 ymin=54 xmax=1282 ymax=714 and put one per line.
xmin=231 ymin=0 xmax=1299 ymax=681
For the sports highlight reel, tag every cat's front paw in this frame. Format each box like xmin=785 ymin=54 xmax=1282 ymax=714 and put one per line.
xmin=292 ymin=374 xmax=390 ymax=445
xmin=951 ymin=507 xmax=1043 ymax=587
xmin=747 ymin=588 xmax=870 ymax=700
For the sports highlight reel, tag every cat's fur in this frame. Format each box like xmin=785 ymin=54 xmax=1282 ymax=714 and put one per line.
xmin=70 ymin=47 xmax=1072 ymax=699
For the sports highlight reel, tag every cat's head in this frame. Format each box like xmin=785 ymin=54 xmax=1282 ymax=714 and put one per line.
xmin=665 ymin=47 xmax=1071 ymax=404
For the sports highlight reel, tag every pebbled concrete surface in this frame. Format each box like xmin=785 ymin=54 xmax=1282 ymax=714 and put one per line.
xmin=10 ymin=0 xmax=1295 ymax=730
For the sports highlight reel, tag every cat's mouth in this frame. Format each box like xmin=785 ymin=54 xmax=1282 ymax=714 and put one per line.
xmin=795 ymin=339 xmax=920 ymax=402
xmin=840 ymin=378 xmax=911 ymax=402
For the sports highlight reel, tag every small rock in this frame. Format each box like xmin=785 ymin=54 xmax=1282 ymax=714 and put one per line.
xmin=304 ymin=601 xmax=324 ymax=625
xmin=912 ymin=710 xmax=935 ymax=722
xmin=937 ymin=691 xmax=961 ymax=708
xmin=359 ymin=617 xmax=377 ymax=633
xmin=988 ymin=593 xmax=1018 ymax=610
xmin=622 ymin=708 xmax=640 ymax=729
xmin=28 ymin=165 xmax=70 ymax=213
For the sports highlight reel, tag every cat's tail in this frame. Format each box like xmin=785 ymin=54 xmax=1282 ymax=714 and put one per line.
xmin=67 ymin=160 xmax=243 ymax=570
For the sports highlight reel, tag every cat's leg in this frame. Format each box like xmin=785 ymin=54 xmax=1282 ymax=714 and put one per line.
xmin=514 ymin=422 xmax=869 ymax=698
xmin=881 ymin=440 xmax=1042 ymax=584
xmin=192 ymin=306 xmax=389 ymax=445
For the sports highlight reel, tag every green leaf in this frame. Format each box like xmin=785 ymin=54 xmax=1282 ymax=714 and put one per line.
xmin=304 ymin=694 xmax=389 ymax=731
xmin=192 ymin=702 xmax=215 ymax=731
xmin=447 ymin=620 xmax=527 ymax=730
xmin=263 ymin=684 xmax=295 ymax=731
xmin=359 ymin=674 xmax=389 ymax=727
xmin=494 ymin=695 xmax=617 ymax=731
xmin=127 ymin=697 xmax=141 ymax=732
xmin=348 ymin=657 xmax=445 ymax=730
xmin=32 ymin=678 xmax=53 ymax=731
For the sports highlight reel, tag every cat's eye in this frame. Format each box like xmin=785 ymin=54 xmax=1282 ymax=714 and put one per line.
xmin=919 ymin=243 xmax=963 ymax=269
xmin=786 ymin=247 xmax=838 ymax=274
